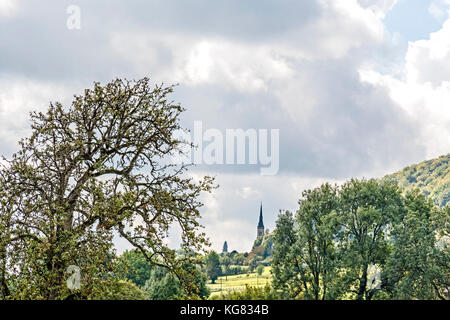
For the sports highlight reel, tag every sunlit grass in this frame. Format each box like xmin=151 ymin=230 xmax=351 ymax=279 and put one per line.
xmin=207 ymin=266 xmax=272 ymax=298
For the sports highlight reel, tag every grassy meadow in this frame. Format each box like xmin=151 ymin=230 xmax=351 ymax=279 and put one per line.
xmin=207 ymin=266 xmax=272 ymax=298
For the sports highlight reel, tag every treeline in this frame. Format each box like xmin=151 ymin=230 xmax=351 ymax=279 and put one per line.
xmin=113 ymin=250 xmax=209 ymax=300
xmin=272 ymin=179 xmax=449 ymax=300
xmin=114 ymin=249 xmax=253 ymax=299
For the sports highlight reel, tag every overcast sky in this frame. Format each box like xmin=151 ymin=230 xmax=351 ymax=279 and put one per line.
xmin=0 ymin=0 xmax=449 ymax=252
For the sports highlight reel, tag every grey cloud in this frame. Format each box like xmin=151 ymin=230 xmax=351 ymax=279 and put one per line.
xmin=0 ymin=0 xmax=319 ymax=81
xmin=0 ymin=0 xmax=432 ymax=251
xmin=0 ymin=0 xmax=424 ymax=179
xmin=174 ymin=55 xmax=425 ymax=179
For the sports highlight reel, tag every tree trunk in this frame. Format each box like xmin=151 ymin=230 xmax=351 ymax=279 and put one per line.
xmin=357 ymin=265 xmax=368 ymax=300
xmin=0 ymin=248 xmax=10 ymax=299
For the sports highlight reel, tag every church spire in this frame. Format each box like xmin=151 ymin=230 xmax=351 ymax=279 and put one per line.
xmin=257 ymin=202 xmax=264 ymax=237
xmin=258 ymin=202 xmax=264 ymax=228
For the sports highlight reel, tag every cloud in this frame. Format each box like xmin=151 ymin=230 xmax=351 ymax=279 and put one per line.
xmin=360 ymin=18 xmax=450 ymax=160
xmin=428 ymin=0 xmax=450 ymax=22
xmin=0 ymin=0 xmax=18 ymax=17
xmin=0 ymin=77 xmax=76 ymax=154
xmin=405 ymin=19 xmax=450 ymax=85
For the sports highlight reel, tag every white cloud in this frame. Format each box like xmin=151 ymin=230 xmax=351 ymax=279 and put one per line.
xmin=109 ymin=0 xmax=395 ymax=92
xmin=178 ymin=40 xmax=293 ymax=92
xmin=296 ymin=0 xmax=387 ymax=60
xmin=235 ymin=186 xmax=261 ymax=200
xmin=111 ymin=32 xmax=293 ymax=93
xmin=0 ymin=0 xmax=17 ymax=17
xmin=359 ymin=19 xmax=450 ymax=159
xmin=358 ymin=0 xmax=399 ymax=17
xmin=0 ymin=77 xmax=75 ymax=153
xmin=429 ymin=2 xmax=447 ymax=22
xmin=428 ymin=0 xmax=450 ymax=22
xmin=405 ymin=19 xmax=450 ymax=85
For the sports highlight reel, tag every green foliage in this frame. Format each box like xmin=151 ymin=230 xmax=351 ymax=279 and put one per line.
xmin=144 ymin=267 xmax=182 ymax=300
xmin=248 ymin=233 xmax=274 ymax=264
xmin=248 ymin=256 xmax=259 ymax=272
xmin=143 ymin=262 xmax=209 ymax=300
xmin=226 ymin=265 xmax=245 ymax=276
xmin=92 ymin=280 xmax=149 ymax=300
xmin=205 ymin=251 xmax=222 ymax=284
xmin=256 ymin=266 xmax=264 ymax=276
xmin=334 ymin=179 xmax=403 ymax=300
xmin=273 ymin=183 xmax=340 ymax=300
xmin=271 ymin=210 xmax=301 ymax=299
xmin=253 ymin=237 xmax=263 ymax=248
xmin=220 ymin=255 xmax=232 ymax=279
xmin=117 ymin=249 xmax=152 ymax=288
xmin=384 ymin=154 xmax=449 ymax=207
xmin=210 ymin=284 xmax=279 ymax=300
xmin=228 ymin=251 xmax=246 ymax=266
xmin=0 ymin=78 xmax=215 ymax=299
xmin=272 ymin=178 xmax=450 ymax=300
xmin=383 ymin=191 xmax=449 ymax=299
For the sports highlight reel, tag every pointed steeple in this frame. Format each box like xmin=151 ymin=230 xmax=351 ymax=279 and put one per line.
xmin=257 ymin=202 xmax=264 ymax=237
xmin=258 ymin=202 xmax=264 ymax=228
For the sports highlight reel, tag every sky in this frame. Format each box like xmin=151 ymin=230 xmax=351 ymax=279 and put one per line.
xmin=0 ymin=0 xmax=449 ymax=252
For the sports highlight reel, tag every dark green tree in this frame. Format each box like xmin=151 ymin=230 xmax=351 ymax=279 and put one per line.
xmin=272 ymin=184 xmax=339 ymax=300
xmin=335 ymin=179 xmax=403 ymax=300
xmin=117 ymin=249 xmax=152 ymax=288
xmin=95 ymin=280 xmax=149 ymax=300
xmin=272 ymin=210 xmax=305 ymax=299
xmin=205 ymin=251 xmax=221 ymax=284
xmin=221 ymin=255 xmax=231 ymax=280
xmin=144 ymin=267 xmax=181 ymax=300
xmin=384 ymin=191 xmax=449 ymax=300
xmin=257 ymin=265 xmax=264 ymax=276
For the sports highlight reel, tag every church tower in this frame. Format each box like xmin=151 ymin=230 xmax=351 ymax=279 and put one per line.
xmin=257 ymin=203 xmax=264 ymax=237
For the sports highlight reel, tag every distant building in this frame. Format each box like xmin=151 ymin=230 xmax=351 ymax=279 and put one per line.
xmin=257 ymin=203 xmax=264 ymax=238
xmin=222 ymin=241 xmax=228 ymax=253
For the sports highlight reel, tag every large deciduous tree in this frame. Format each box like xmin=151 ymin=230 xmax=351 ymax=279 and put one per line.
xmin=0 ymin=78 xmax=214 ymax=299
xmin=384 ymin=191 xmax=449 ymax=299
xmin=334 ymin=179 xmax=403 ymax=300
xmin=271 ymin=210 xmax=304 ymax=299
xmin=272 ymin=184 xmax=340 ymax=300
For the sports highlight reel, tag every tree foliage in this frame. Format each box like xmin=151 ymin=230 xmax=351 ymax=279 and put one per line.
xmin=205 ymin=251 xmax=222 ymax=284
xmin=272 ymin=178 xmax=449 ymax=300
xmin=210 ymin=284 xmax=279 ymax=300
xmin=384 ymin=191 xmax=449 ymax=299
xmin=117 ymin=249 xmax=153 ymax=288
xmin=384 ymin=153 xmax=449 ymax=207
xmin=0 ymin=78 xmax=214 ymax=299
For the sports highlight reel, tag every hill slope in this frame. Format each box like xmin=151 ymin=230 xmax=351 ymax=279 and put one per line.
xmin=383 ymin=154 xmax=449 ymax=207
xmin=246 ymin=233 xmax=274 ymax=264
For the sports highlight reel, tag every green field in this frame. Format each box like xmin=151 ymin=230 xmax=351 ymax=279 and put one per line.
xmin=207 ymin=266 xmax=272 ymax=298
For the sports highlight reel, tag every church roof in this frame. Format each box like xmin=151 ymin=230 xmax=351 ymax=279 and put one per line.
xmin=258 ymin=203 xmax=264 ymax=228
